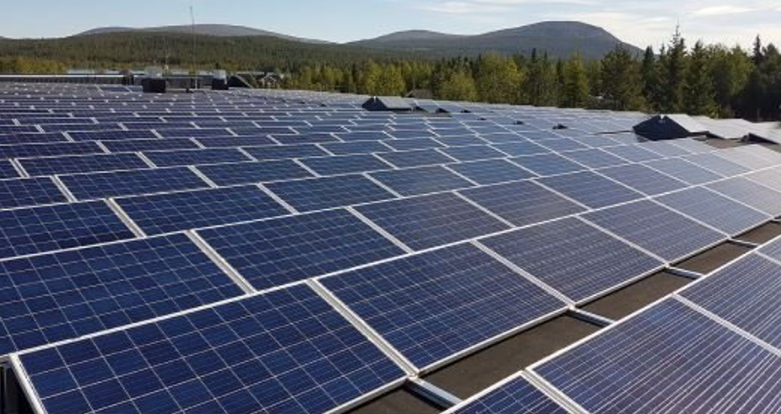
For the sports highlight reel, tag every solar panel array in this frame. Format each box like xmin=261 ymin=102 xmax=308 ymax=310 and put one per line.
xmin=2 ymin=83 xmax=781 ymax=413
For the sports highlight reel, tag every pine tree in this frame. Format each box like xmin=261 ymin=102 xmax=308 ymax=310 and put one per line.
xmin=641 ymin=46 xmax=657 ymax=109
xmin=659 ymin=27 xmax=687 ymax=112
xmin=561 ymin=54 xmax=589 ymax=108
xmin=601 ymin=46 xmax=646 ymax=110
xmin=684 ymin=41 xmax=717 ymax=116
xmin=753 ymin=35 xmax=764 ymax=65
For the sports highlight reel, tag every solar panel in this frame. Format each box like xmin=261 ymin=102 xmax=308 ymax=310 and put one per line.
xmin=103 ymin=138 xmax=200 ymax=153
xmin=195 ymin=135 xmax=276 ymax=148
xmin=19 ymin=153 xmax=149 ymax=176
xmin=60 ymin=167 xmax=210 ymax=200
xmin=684 ymin=153 xmax=750 ymax=176
xmin=388 ymin=130 xmax=439 ymax=140
xmin=0 ymin=142 xmax=104 ymax=160
xmin=560 ymin=148 xmax=628 ymax=169
xmin=442 ymin=374 xmax=569 ymax=414
xmin=708 ymin=177 xmax=781 ymax=216
xmin=359 ymin=192 xmax=510 ymax=250
xmin=644 ymin=158 xmax=723 ymax=185
xmin=298 ymin=154 xmax=392 ymax=176
xmin=481 ymin=217 xmax=663 ymax=302
xmin=461 ymin=181 xmax=585 ymax=227
xmin=760 ymin=236 xmax=781 ymax=261
xmin=602 ymin=144 xmax=664 ymax=162
xmin=669 ymin=138 xmax=714 ymax=153
xmin=320 ymin=141 xmax=391 ymax=155
xmin=157 ymin=128 xmax=231 ymax=138
xmin=0 ymin=132 xmax=69 ymax=145
xmin=333 ymin=131 xmax=392 ymax=141
xmin=681 ymin=254 xmax=781 ymax=348
xmin=244 ymin=144 xmax=329 ymax=161
xmin=538 ymin=171 xmax=643 ymax=209
xmin=195 ymin=160 xmax=313 ymax=186
xmin=640 ymin=141 xmax=692 ymax=157
xmin=510 ymin=154 xmax=586 ymax=176
xmin=0 ymin=177 xmax=68 ymax=209
xmin=583 ymin=200 xmax=726 ymax=262
xmin=440 ymin=145 xmax=507 ymax=162
xmin=376 ymin=149 xmax=453 ymax=169
xmin=491 ymin=141 xmax=550 ymax=156
xmin=480 ymin=133 xmax=528 ymax=144
xmin=447 ymin=159 xmax=535 ymax=185
xmin=745 ymin=168 xmax=781 ymax=193
xmin=370 ymin=166 xmax=473 ymax=196
xmin=144 ymin=149 xmax=251 ymax=167
xmin=656 ymin=187 xmax=770 ymax=236
xmin=532 ymin=298 xmax=781 ymax=414
xmin=272 ymin=132 xmax=340 ymax=145
xmin=0 ymin=201 xmax=136 ymax=259
xmin=266 ymin=175 xmax=396 ymax=212
xmin=596 ymin=164 xmax=687 ymax=196
xmin=436 ymin=135 xmax=487 ymax=147
xmin=18 ymin=284 xmax=406 ymax=414
xmin=69 ymin=130 xmax=158 ymax=141
xmin=0 ymin=160 xmax=19 ymax=179
xmin=198 ymin=209 xmax=404 ymax=290
xmin=0 ymin=233 xmax=244 ymax=355
xmin=116 ymin=186 xmax=288 ymax=236
xmin=320 ymin=243 xmax=566 ymax=369
xmin=382 ymin=138 xmax=444 ymax=151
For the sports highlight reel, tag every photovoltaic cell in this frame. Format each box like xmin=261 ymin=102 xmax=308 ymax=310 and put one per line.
xmin=707 ymin=177 xmax=781 ymax=216
xmin=684 ymin=153 xmax=750 ymax=176
xmin=266 ymin=175 xmax=396 ymax=212
xmin=597 ymin=164 xmax=687 ymax=196
xmin=356 ymin=193 xmax=509 ymax=250
xmin=320 ymin=244 xmax=566 ymax=369
xmin=656 ymin=187 xmax=770 ymax=236
xmin=370 ymin=166 xmax=473 ymax=196
xmin=436 ymin=135 xmax=487 ymax=147
xmin=195 ymin=160 xmax=313 ymax=186
xmin=60 ymin=167 xmax=210 ymax=200
xmin=447 ymin=159 xmax=535 ymax=185
xmin=644 ymin=158 xmax=723 ymax=185
xmin=482 ymin=218 xmax=663 ymax=302
xmin=144 ymin=149 xmax=251 ymax=167
xmin=0 ymin=201 xmax=135 ymax=259
xmin=510 ymin=154 xmax=585 ymax=176
xmin=194 ymin=136 xmax=275 ymax=148
xmin=198 ymin=209 xmax=404 ymax=290
xmin=102 ymin=139 xmax=200 ymax=153
xmin=538 ymin=171 xmax=643 ymax=209
xmin=534 ymin=299 xmax=781 ymax=414
xmin=639 ymin=141 xmax=691 ymax=157
xmin=536 ymin=138 xmax=588 ymax=152
xmin=0 ymin=233 xmax=244 ymax=355
xmin=440 ymin=146 xmax=507 ymax=162
xmin=491 ymin=141 xmax=550 ymax=157
xmin=0 ymin=177 xmax=68 ymax=209
xmin=583 ymin=200 xmax=726 ymax=262
xmin=443 ymin=375 xmax=569 ymax=414
xmin=19 ymin=284 xmax=406 ymax=414
xmin=299 ymin=154 xmax=392 ymax=176
xmin=602 ymin=144 xmax=664 ymax=163
xmin=19 ymin=154 xmax=149 ymax=177
xmin=243 ymin=144 xmax=329 ymax=161
xmin=0 ymin=160 xmax=20 ymax=179
xmin=669 ymin=138 xmax=714 ymax=153
xmin=461 ymin=181 xmax=585 ymax=227
xmin=157 ymin=128 xmax=231 ymax=138
xmin=382 ymin=138 xmax=444 ymax=151
xmin=321 ymin=141 xmax=391 ymax=155
xmin=376 ymin=149 xmax=453 ymax=169
xmin=69 ymin=130 xmax=158 ymax=142
xmin=117 ymin=186 xmax=288 ymax=236
xmin=0 ymin=142 xmax=104 ymax=160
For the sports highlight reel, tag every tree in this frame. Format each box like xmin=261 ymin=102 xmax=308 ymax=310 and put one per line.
xmin=753 ymin=35 xmax=764 ymax=65
xmin=523 ymin=50 xmax=558 ymax=106
xmin=373 ymin=64 xmax=406 ymax=96
xmin=601 ymin=46 xmax=646 ymax=110
xmin=475 ymin=53 xmax=523 ymax=103
xmin=709 ymin=45 xmax=752 ymax=116
xmin=684 ymin=41 xmax=717 ymax=116
xmin=357 ymin=60 xmax=381 ymax=94
xmin=659 ymin=27 xmax=687 ymax=112
xmin=440 ymin=70 xmax=478 ymax=101
xmin=641 ymin=46 xmax=658 ymax=109
xmin=561 ymin=53 xmax=590 ymax=108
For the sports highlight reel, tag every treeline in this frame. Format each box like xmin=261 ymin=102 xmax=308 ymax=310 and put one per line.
xmin=286 ymin=30 xmax=781 ymax=121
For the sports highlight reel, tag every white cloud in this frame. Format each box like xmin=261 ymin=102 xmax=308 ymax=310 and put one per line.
xmin=692 ymin=5 xmax=755 ymax=16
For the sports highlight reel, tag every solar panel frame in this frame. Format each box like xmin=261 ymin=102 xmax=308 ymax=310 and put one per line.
xmin=0 ymin=177 xmax=69 ymax=210
xmin=441 ymin=373 xmax=570 ymax=414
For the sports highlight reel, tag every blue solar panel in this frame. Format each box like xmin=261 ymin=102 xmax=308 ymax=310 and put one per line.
xmin=69 ymin=130 xmax=158 ymax=141
xmin=491 ymin=141 xmax=550 ymax=156
xmin=560 ymin=148 xmax=628 ymax=169
xmin=144 ymin=149 xmax=252 ymax=167
xmin=370 ymin=166 xmax=473 ymax=196
xmin=0 ymin=177 xmax=68 ymax=209
xmin=272 ymin=132 xmax=340 ymax=145
xmin=321 ymin=243 xmax=566 ymax=369
xmin=0 ymin=132 xmax=69 ymax=145
xmin=195 ymin=160 xmax=313 ymax=186
xmin=448 ymin=159 xmax=535 ymax=185
xmin=0 ymin=160 xmax=19 ymax=179
xmin=760 ymin=237 xmax=781 ymax=261
xmin=299 ymin=154 xmax=392 ymax=176
xmin=684 ymin=153 xmax=750 ymax=176
xmin=440 ymin=146 xmax=507 ymax=162
xmin=436 ymin=135 xmax=487 ymax=147
xmin=19 ymin=153 xmax=149 ymax=176
xmin=597 ymin=164 xmax=688 ymax=196
xmin=443 ymin=375 xmax=569 ymax=414
xmin=461 ymin=181 xmax=585 ymax=227
xmin=640 ymin=141 xmax=691 ymax=157
xmin=102 ymin=138 xmax=200 ymax=153
xmin=510 ymin=154 xmax=586 ymax=176
xmin=157 ymin=128 xmax=232 ymax=138
xmin=60 ymin=167 xmax=210 ymax=200
xmin=707 ymin=178 xmax=781 ymax=216
xmin=537 ymin=138 xmax=589 ymax=152
xmin=388 ymin=130 xmax=439 ymax=140
xmin=195 ymin=136 xmax=276 ymax=148
xmin=376 ymin=149 xmax=452 ymax=169
xmin=117 ymin=186 xmax=289 ymax=236
xmin=0 ymin=142 xmax=104 ymax=160
xmin=657 ymin=187 xmax=770 ymax=236
xmin=382 ymin=138 xmax=444 ymax=151
xmin=602 ymin=144 xmax=665 ymax=162
xmin=198 ymin=209 xmax=404 ymax=290
xmin=480 ymin=133 xmax=528 ymax=144
xmin=644 ymin=158 xmax=722 ymax=185
xmin=266 ymin=175 xmax=396 ymax=212
xmin=583 ymin=200 xmax=726 ymax=262
xmin=19 ymin=284 xmax=406 ymax=414
xmin=0 ymin=201 xmax=136 ymax=259
xmin=682 ymin=254 xmax=781 ymax=348
xmin=244 ymin=144 xmax=329 ymax=161
xmin=321 ymin=141 xmax=391 ymax=155
xmin=533 ymin=298 xmax=781 ymax=414
xmin=0 ymin=233 xmax=244 ymax=355
xmin=334 ymin=131 xmax=392 ymax=141
xmin=669 ymin=138 xmax=714 ymax=153
xmin=482 ymin=218 xmax=663 ymax=301
xmin=356 ymin=193 xmax=508 ymax=250
xmin=538 ymin=171 xmax=643 ymax=209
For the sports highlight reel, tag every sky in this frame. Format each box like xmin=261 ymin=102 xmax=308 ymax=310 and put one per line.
xmin=2 ymin=0 xmax=781 ymax=50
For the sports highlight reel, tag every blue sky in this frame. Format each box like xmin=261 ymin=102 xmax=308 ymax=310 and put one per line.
xmin=3 ymin=0 xmax=781 ymax=49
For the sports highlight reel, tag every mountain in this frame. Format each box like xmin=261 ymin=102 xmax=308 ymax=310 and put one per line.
xmin=76 ymin=24 xmax=329 ymax=44
xmin=352 ymin=21 xmax=642 ymax=59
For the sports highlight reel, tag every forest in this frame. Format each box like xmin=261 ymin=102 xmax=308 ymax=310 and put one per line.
xmin=0 ymin=29 xmax=779 ymax=121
